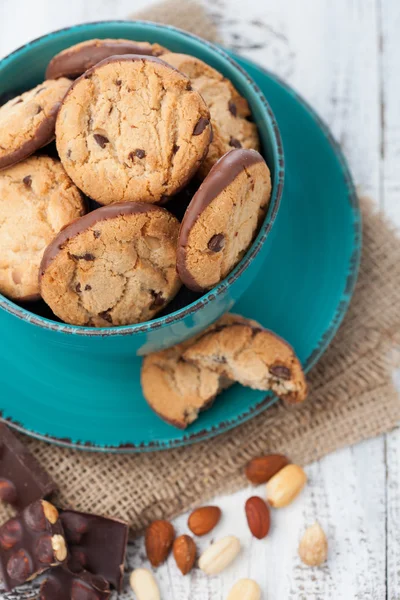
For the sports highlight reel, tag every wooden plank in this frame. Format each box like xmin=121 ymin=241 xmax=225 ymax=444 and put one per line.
xmin=386 ymin=427 xmax=400 ymax=600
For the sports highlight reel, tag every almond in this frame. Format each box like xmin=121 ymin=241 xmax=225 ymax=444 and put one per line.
xmin=245 ymin=454 xmax=290 ymax=485
xmin=245 ymin=496 xmax=270 ymax=539
xmin=188 ymin=506 xmax=221 ymax=536
xmin=130 ymin=568 xmax=160 ymax=600
xmin=199 ymin=536 xmax=241 ymax=575
xmin=298 ymin=522 xmax=328 ymax=566
xmin=173 ymin=534 xmax=196 ymax=575
xmin=266 ymin=464 xmax=307 ymax=508
xmin=145 ymin=520 xmax=175 ymax=567
xmin=227 ymin=579 xmax=261 ymax=600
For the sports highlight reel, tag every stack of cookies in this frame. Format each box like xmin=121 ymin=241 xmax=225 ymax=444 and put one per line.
xmin=0 ymin=37 xmax=271 ymax=327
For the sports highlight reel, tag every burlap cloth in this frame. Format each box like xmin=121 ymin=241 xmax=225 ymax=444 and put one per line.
xmin=1 ymin=1 xmax=399 ymax=533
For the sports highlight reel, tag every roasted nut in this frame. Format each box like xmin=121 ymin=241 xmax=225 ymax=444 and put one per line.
xmin=266 ymin=464 xmax=307 ymax=508
xmin=145 ymin=520 xmax=175 ymax=567
xmin=42 ymin=501 xmax=59 ymax=525
xmin=188 ymin=506 xmax=221 ymax=536
xmin=173 ymin=535 xmax=196 ymax=575
xmin=35 ymin=534 xmax=54 ymax=564
xmin=51 ymin=534 xmax=67 ymax=562
xmin=0 ymin=519 xmax=23 ymax=550
xmin=298 ymin=522 xmax=328 ymax=566
xmin=6 ymin=549 xmax=33 ymax=583
xmin=24 ymin=501 xmax=46 ymax=532
xmin=130 ymin=568 xmax=160 ymax=600
xmin=245 ymin=454 xmax=290 ymax=485
xmin=227 ymin=578 xmax=261 ymax=600
xmin=199 ymin=536 xmax=241 ymax=575
xmin=245 ymin=496 xmax=270 ymax=539
xmin=0 ymin=478 xmax=17 ymax=504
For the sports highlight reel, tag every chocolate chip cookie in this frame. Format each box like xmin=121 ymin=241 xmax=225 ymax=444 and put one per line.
xmin=0 ymin=79 xmax=72 ymax=170
xmin=183 ymin=316 xmax=307 ymax=404
xmin=141 ymin=314 xmax=251 ymax=428
xmin=56 ymin=55 xmax=212 ymax=205
xmin=40 ymin=202 xmax=181 ymax=327
xmin=45 ymin=38 xmax=168 ymax=80
xmin=0 ymin=156 xmax=85 ymax=301
xmin=162 ymin=53 xmax=260 ymax=177
xmin=177 ymin=149 xmax=271 ymax=292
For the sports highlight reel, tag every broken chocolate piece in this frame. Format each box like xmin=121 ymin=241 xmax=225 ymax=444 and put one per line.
xmin=0 ymin=500 xmax=67 ymax=591
xmin=0 ymin=424 xmax=56 ymax=512
xmin=40 ymin=567 xmax=110 ymax=600
xmin=60 ymin=510 xmax=128 ymax=592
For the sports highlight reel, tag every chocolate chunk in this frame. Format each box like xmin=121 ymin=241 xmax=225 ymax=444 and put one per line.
xmin=115 ymin=79 xmax=122 ymax=86
xmin=150 ymin=290 xmax=165 ymax=309
xmin=98 ymin=310 xmax=112 ymax=324
xmin=134 ymin=149 xmax=146 ymax=159
xmin=71 ymin=253 xmax=95 ymax=261
xmin=0 ymin=424 xmax=56 ymax=512
xmin=207 ymin=233 xmax=225 ymax=252
xmin=67 ymin=149 xmax=72 ymax=159
xmin=23 ymin=175 xmax=32 ymax=188
xmin=93 ymin=230 xmax=101 ymax=239
xmin=193 ymin=117 xmax=209 ymax=136
xmin=228 ymin=100 xmax=237 ymax=117
xmin=0 ymin=500 xmax=67 ymax=591
xmin=85 ymin=284 xmax=92 ymax=291
xmin=93 ymin=134 xmax=109 ymax=148
xmin=60 ymin=510 xmax=128 ymax=592
xmin=75 ymin=283 xmax=82 ymax=293
xmin=269 ymin=365 xmax=292 ymax=380
xmin=172 ymin=144 xmax=180 ymax=155
xmin=229 ymin=136 xmax=242 ymax=148
xmin=40 ymin=567 xmax=110 ymax=600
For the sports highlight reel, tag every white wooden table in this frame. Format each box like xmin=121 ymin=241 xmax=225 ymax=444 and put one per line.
xmin=0 ymin=1 xmax=399 ymax=598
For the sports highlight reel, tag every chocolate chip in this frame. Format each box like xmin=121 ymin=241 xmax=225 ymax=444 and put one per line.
xmin=84 ymin=73 xmax=92 ymax=80
xmin=269 ymin=365 xmax=292 ymax=380
xmin=66 ymin=149 xmax=72 ymax=159
xmin=23 ymin=175 xmax=32 ymax=188
xmin=228 ymin=101 xmax=237 ymax=117
xmin=229 ymin=137 xmax=242 ymax=148
xmin=93 ymin=230 xmax=101 ymax=239
xmin=129 ymin=148 xmax=146 ymax=159
xmin=93 ymin=134 xmax=109 ymax=148
xmin=187 ymin=83 xmax=192 ymax=91
xmin=75 ymin=283 xmax=82 ymax=293
xmin=0 ymin=519 xmax=23 ymax=550
xmin=35 ymin=534 xmax=54 ymax=564
xmin=98 ymin=310 xmax=112 ymax=324
xmin=0 ymin=479 xmax=17 ymax=504
xmin=207 ymin=233 xmax=225 ymax=252
xmin=108 ymin=106 xmax=113 ymax=115
xmin=172 ymin=144 xmax=180 ymax=155
xmin=85 ymin=285 xmax=92 ymax=291
xmin=150 ymin=290 xmax=165 ymax=309
xmin=24 ymin=501 xmax=46 ymax=532
xmin=193 ymin=117 xmax=209 ymax=136
xmin=71 ymin=253 xmax=95 ymax=261
xmin=115 ymin=79 xmax=122 ymax=86
xmin=7 ymin=549 xmax=33 ymax=583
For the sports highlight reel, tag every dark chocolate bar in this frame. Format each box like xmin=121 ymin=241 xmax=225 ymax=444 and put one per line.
xmin=40 ymin=566 xmax=110 ymax=600
xmin=0 ymin=500 xmax=67 ymax=590
xmin=60 ymin=510 xmax=129 ymax=592
xmin=0 ymin=424 xmax=56 ymax=511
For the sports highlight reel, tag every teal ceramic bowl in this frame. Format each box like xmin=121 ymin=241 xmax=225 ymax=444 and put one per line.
xmin=0 ymin=21 xmax=283 ymax=357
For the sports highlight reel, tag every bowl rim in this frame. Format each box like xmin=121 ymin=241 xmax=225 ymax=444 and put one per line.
xmin=0 ymin=19 xmax=284 ymax=337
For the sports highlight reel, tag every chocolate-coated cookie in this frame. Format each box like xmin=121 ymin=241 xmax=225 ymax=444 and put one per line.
xmin=177 ymin=149 xmax=271 ymax=292
xmin=162 ymin=53 xmax=260 ymax=177
xmin=56 ymin=55 xmax=212 ymax=205
xmin=0 ymin=156 xmax=85 ymax=301
xmin=45 ymin=38 xmax=168 ymax=80
xmin=0 ymin=79 xmax=71 ymax=170
xmin=184 ymin=315 xmax=308 ymax=404
xmin=39 ymin=202 xmax=181 ymax=327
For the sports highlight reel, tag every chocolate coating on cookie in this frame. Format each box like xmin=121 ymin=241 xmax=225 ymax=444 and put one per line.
xmin=46 ymin=38 xmax=168 ymax=80
xmin=40 ymin=202 xmax=181 ymax=327
xmin=56 ymin=55 xmax=212 ymax=205
xmin=177 ymin=149 xmax=271 ymax=291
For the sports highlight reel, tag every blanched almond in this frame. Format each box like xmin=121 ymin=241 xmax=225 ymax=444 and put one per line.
xmin=227 ymin=578 xmax=262 ymax=600
xmin=199 ymin=536 xmax=241 ymax=575
xmin=130 ymin=568 xmax=160 ymax=600
xmin=266 ymin=464 xmax=307 ymax=508
xmin=298 ymin=522 xmax=328 ymax=566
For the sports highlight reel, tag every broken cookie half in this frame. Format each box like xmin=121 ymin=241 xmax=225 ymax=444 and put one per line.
xmin=141 ymin=314 xmax=307 ymax=429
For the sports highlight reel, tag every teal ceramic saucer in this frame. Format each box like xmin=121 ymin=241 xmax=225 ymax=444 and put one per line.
xmin=1 ymin=53 xmax=361 ymax=452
